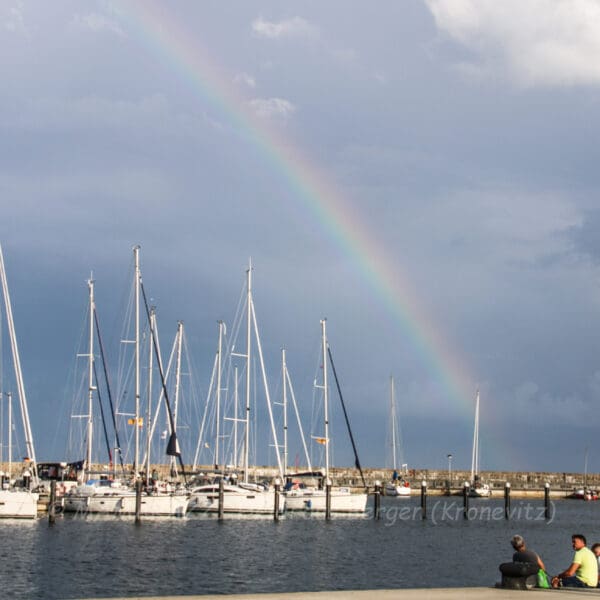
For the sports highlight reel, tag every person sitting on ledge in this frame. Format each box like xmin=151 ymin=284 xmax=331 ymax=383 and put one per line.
xmin=591 ymin=543 xmax=600 ymax=587
xmin=511 ymin=534 xmax=545 ymax=571
xmin=552 ymin=534 xmax=598 ymax=588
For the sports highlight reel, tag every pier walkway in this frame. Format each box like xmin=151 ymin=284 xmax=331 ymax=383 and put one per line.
xmin=79 ymin=587 xmax=592 ymax=600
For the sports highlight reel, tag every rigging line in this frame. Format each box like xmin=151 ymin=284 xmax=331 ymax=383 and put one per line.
xmin=93 ymin=307 xmax=125 ymax=472
xmin=140 ymin=282 xmax=187 ymax=484
xmin=92 ymin=361 xmax=112 ymax=466
xmin=326 ymin=345 xmax=366 ymax=489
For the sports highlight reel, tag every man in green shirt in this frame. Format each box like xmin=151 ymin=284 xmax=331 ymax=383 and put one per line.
xmin=552 ymin=534 xmax=598 ymax=588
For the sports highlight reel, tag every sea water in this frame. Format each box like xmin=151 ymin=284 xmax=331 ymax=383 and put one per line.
xmin=1 ymin=497 xmax=599 ymax=599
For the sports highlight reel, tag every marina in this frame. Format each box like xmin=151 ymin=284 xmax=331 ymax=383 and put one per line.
xmin=1 ymin=497 xmax=600 ymax=599
xmin=4 ymin=3 xmax=600 ymax=600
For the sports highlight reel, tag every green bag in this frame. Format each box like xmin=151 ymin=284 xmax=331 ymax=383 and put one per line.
xmin=537 ymin=569 xmax=550 ymax=588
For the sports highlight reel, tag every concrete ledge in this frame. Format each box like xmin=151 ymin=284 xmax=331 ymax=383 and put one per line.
xmin=77 ymin=587 xmax=570 ymax=600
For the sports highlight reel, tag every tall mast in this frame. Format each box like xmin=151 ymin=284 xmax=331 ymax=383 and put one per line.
xmin=171 ymin=320 xmax=183 ymax=477
xmin=282 ymin=349 xmax=288 ymax=477
xmin=7 ymin=391 xmax=12 ymax=479
xmin=390 ymin=375 xmax=397 ymax=471
xmin=233 ymin=365 xmax=238 ymax=468
xmin=145 ymin=307 xmax=155 ymax=484
xmin=321 ymin=319 xmax=330 ymax=480
xmin=215 ymin=320 xmax=223 ymax=470
xmin=133 ymin=245 xmax=141 ymax=478
xmin=471 ymin=390 xmax=479 ymax=482
xmin=249 ymin=277 xmax=283 ymax=478
xmin=0 ymin=244 xmax=37 ymax=482
xmin=86 ymin=277 xmax=95 ymax=474
xmin=243 ymin=260 xmax=252 ymax=483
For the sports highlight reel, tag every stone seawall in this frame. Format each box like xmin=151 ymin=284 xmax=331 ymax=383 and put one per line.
xmin=11 ymin=461 xmax=595 ymax=493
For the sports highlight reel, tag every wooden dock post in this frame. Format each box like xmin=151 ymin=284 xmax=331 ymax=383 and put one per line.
xmin=218 ymin=477 xmax=225 ymax=521
xmin=374 ymin=480 xmax=381 ymax=520
xmin=325 ymin=478 xmax=332 ymax=520
xmin=48 ymin=480 xmax=57 ymax=525
xmin=544 ymin=482 xmax=550 ymax=519
xmin=421 ymin=480 xmax=427 ymax=520
xmin=463 ymin=482 xmax=470 ymax=519
xmin=504 ymin=482 xmax=511 ymax=519
xmin=135 ymin=479 xmax=142 ymax=524
xmin=273 ymin=478 xmax=281 ymax=521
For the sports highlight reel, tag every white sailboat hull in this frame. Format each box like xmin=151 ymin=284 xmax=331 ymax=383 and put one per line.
xmin=189 ymin=484 xmax=283 ymax=514
xmin=0 ymin=490 xmax=39 ymax=519
xmin=120 ymin=493 xmax=189 ymax=516
xmin=64 ymin=484 xmax=136 ymax=514
xmin=284 ymin=489 xmax=367 ymax=512
xmin=384 ymin=482 xmax=411 ymax=497
xmin=469 ymin=484 xmax=491 ymax=498
xmin=64 ymin=483 xmax=189 ymax=516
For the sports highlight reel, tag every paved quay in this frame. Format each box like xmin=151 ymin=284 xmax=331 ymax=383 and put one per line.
xmin=77 ymin=587 xmax=595 ymax=600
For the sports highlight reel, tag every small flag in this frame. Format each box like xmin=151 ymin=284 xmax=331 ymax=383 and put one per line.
xmin=128 ymin=418 xmax=143 ymax=427
xmin=160 ymin=430 xmax=167 ymax=440
xmin=314 ymin=437 xmax=328 ymax=445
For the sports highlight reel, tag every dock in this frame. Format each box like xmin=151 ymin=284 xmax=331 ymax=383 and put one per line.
xmin=76 ymin=588 xmax=580 ymax=600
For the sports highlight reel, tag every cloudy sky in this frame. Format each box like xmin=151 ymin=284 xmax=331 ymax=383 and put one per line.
xmin=1 ymin=0 xmax=600 ymax=474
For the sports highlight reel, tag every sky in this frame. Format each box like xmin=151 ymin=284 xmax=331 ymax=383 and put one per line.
xmin=1 ymin=0 xmax=600 ymax=473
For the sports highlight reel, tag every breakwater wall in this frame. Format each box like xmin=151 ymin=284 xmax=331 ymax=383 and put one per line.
xmin=11 ymin=462 xmax=596 ymax=493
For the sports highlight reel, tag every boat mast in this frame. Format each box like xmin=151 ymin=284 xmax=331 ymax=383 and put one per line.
xmin=133 ymin=245 xmax=141 ymax=478
xmin=216 ymin=320 xmax=223 ymax=470
xmin=0 ymin=393 xmax=3 ymax=465
xmin=0 ymin=244 xmax=37 ymax=482
xmin=86 ymin=277 xmax=95 ymax=476
xmin=233 ymin=365 xmax=238 ymax=468
xmin=390 ymin=375 xmax=397 ymax=472
xmin=7 ymin=391 xmax=11 ymax=480
xmin=243 ymin=260 xmax=252 ymax=483
xmin=321 ymin=319 xmax=330 ymax=481
xmin=145 ymin=307 xmax=155 ymax=484
xmin=471 ymin=390 xmax=480 ymax=483
xmin=282 ymin=349 xmax=288 ymax=476
xmin=249 ymin=274 xmax=283 ymax=478
xmin=171 ymin=320 xmax=183 ymax=477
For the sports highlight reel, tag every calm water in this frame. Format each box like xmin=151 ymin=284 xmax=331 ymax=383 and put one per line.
xmin=1 ymin=497 xmax=599 ymax=599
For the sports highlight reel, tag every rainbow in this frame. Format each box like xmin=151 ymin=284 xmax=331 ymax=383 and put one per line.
xmin=117 ymin=2 xmax=507 ymax=466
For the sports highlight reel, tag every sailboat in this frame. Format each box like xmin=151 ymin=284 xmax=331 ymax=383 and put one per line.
xmin=0 ymin=244 xmax=40 ymax=518
xmin=384 ymin=376 xmax=411 ymax=497
xmin=469 ymin=390 xmax=490 ymax=498
xmin=284 ymin=319 xmax=367 ymax=513
xmin=189 ymin=262 xmax=283 ymax=514
xmin=64 ymin=247 xmax=189 ymax=516
xmin=567 ymin=447 xmax=598 ymax=500
xmin=63 ymin=275 xmax=134 ymax=515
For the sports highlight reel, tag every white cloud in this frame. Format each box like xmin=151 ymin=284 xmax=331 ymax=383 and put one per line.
xmin=234 ymin=73 xmax=256 ymax=89
xmin=425 ymin=0 xmax=600 ymax=87
xmin=71 ymin=12 xmax=125 ymax=37
xmin=251 ymin=16 xmax=318 ymax=40
xmin=249 ymin=97 xmax=296 ymax=119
